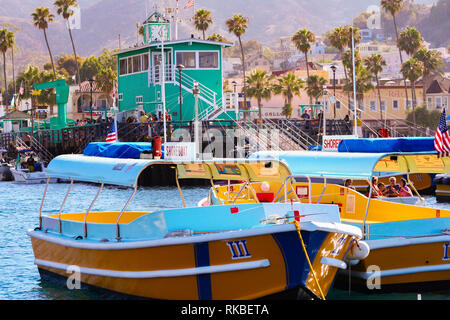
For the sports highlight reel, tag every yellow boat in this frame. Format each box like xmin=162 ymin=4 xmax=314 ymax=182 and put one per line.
xmin=27 ymin=154 xmax=367 ymax=300
xmin=205 ymin=150 xmax=450 ymax=291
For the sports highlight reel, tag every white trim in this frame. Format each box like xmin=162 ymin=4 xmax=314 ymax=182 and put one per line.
xmin=320 ymin=257 xmax=347 ymax=269
xmin=35 ymin=258 xmax=270 ymax=279
xmin=436 ymin=189 xmax=450 ymax=194
xmin=28 ymin=220 xmax=361 ymax=251
xmin=344 ymin=263 xmax=450 ymax=280
xmin=366 ymin=234 xmax=450 ymax=250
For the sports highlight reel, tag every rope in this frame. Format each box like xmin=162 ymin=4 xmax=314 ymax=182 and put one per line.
xmin=291 ymin=220 xmax=326 ymax=300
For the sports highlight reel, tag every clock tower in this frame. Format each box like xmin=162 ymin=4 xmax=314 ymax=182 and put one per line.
xmin=142 ymin=11 xmax=170 ymax=44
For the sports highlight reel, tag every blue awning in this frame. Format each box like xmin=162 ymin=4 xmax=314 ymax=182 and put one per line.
xmin=47 ymin=154 xmax=157 ymax=187
xmin=338 ymin=137 xmax=435 ymax=153
xmin=83 ymin=142 xmax=154 ymax=159
xmin=248 ymin=150 xmax=449 ymax=179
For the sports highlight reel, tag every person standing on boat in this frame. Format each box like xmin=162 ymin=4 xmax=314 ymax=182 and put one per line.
xmin=367 ymin=176 xmax=383 ymax=198
xmin=398 ymin=178 xmax=413 ymax=197
xmin=384 ymin=177 xmax=401 ymax=197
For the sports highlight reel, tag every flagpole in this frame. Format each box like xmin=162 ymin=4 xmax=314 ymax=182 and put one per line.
xmin=161 ymin=27 xmax=167 ymax=144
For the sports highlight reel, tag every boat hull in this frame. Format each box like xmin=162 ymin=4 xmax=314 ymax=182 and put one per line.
xmin=28 ymin=225 xmax=356 ymax=300
xmin=11 ymin=169 xmax=57 ymax=184
xmin=339 ymin=235 xmax=450 ymax=291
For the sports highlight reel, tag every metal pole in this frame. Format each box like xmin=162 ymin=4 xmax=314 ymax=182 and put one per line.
xmin=351 ymin=24 xmax=358 ymax=137
xmin=333 ymin=68 xmax=336 ymax=119
xmin=161 ymin=27 xmax=167 ymax=143
xmin=193 ymin=81 xmax=200 ymax=159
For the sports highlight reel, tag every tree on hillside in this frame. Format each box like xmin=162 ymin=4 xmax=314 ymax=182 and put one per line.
xmin=401 ymin=57 xmax=424 ymax=136
xmin=56 ymin=55 xmax=83 ymax=82
xmin=0 ymin=28 xmax=15 ymax=105
xmin=194 ymin=8 xmax=213 ymax=40
xmin=226 ymin=14 xmax=249 ymax=119
xmin=327 ymin=26 xmax=351 ymax=109
xmin=245 ymin=69 xmax=273 ymax=123
xmin=364 ymin=54 xmax=387 ymax=123
xmin=381 ymin=0 xmax=409 ymax=110
xmin=343 ymin=64 xmax=374 ymax=118
xmin=292 ymin=28 xmax=315 ymax=104
xmin=398 ymin=26 xmax=423 ymax=57
xmin=31 ymin=7 xmax=56 ymax=80
xmin=414 ymin=48 xmax=445 ymax=104
xmin=306 ymin=75 xmax=327 ymax=105
xmin=273 ymin=72 xmax=304 ymax=111
xmin=79 ymin=56 xmax=101 ymax=82
xmin=54 ymin=0 xmax=82 ymax=87
xmin=406 ymin=106 xmax=441 ymax=133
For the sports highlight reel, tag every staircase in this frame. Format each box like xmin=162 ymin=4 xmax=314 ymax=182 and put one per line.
xmin=16 ymin=136 xmax=54 ymax=165
xmin=173 ymin=70 xmax=226 ymax=121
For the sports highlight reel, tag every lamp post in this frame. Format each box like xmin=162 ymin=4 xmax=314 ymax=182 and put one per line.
xmin=232 ymin=80 xmax=237 ymax=121
xmin=88 ymin=78 xmax=94 ymax=123
xmin=176 ymin=64 xmax=184 ymax=126
xmin=330 ymin=65 xmax=337 ymax=119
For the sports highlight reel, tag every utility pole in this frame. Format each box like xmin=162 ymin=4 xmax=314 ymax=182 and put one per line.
xmin=193 ymin=81 xmax=200 ymax=159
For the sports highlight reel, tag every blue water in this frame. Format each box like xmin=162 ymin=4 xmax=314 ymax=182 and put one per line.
xmin=0 ymin=181 xmax=448 ymax=300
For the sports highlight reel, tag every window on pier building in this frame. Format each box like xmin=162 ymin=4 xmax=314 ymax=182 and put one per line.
xmin=199 ymin=52 xmax=219 ymax=69
xmin=176 ymin=51 xmax=219 ymax=69
xmin=119 ymin=53 xmax=149 ymax=76
xmin=176 ymin=52 xmax=196 ymax=68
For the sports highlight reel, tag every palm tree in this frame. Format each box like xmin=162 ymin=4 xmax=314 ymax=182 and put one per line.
xmin=54 ymin=0 xmax=81 ymax=86
xmin=31 ymin=7 xmax=56 ymax=80
xmin=96 ymin=67 xmax=117 ymax=98
xmin=364 ymin=54 xmax=387 ymax=122
xmin=245 ymin=69 xmax=273 ymax=123
xmin=381 ymin=0 xmax=409 ymax=108
xmin=401 ymin=57 xmax=424 ymax=136
xmin=343 ymin=64 xmax=374 ymax=118
xmin=292 ymin=28 xmax=315 ymax=104
xmin=273 ymin=72 xmax=304 ymax=110
xmin=0 ymin=28 xmax=14 ymax=104
xmin=306 ymin=75 xmax=327 ymax=104
xmin=226 ymin=14 xmax=249 ymax=119
xmin=194 ymin=8 xmax=213 ymax=40
xmin=207 ymin=33 xmax=225 ymax=42
xmin=327 ymin=26 xmax=351 ymax=109
xmin=398 ymin=27 xmax=423 ymax=57
xmin=414 ymin=48 xmax=445 ymax=104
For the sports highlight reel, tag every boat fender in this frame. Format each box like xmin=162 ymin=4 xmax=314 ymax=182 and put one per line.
xmin=347 ymin=240 xmax=370 ymax=260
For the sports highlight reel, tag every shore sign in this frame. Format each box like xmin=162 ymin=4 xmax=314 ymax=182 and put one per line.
xmin=322 ymin=135 xmax=358 ymax=152
xmin=164 ymin=142 xmax=196 ymax=161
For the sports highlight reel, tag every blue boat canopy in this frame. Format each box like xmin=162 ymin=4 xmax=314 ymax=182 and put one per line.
xmin=83 ymin=142 xmax=154 ymax=159
xmin=47 ymin=154 xmax=293 ymax=187
xmin=248 ymin=150 xmax=450 ymax=179
xmin=338 ymin=137 xmax=435 ymax=153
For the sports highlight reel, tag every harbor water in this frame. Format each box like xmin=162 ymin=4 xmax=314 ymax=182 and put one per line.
xmin=0 ymin=181 xmax=449 ymax=300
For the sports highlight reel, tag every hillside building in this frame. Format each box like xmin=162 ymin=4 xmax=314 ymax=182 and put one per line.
xmin=113 ymin=11 xmax=236 ymax=122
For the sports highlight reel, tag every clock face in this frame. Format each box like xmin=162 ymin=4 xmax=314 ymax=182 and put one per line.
xmin=151 ymin=25 xmax=165 ymax=42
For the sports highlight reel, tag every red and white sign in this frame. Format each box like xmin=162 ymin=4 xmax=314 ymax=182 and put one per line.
xmin=164 ymin=142 xmax=196 ymax=161
xmin=322 ymin=135 xmax=358 ymax=152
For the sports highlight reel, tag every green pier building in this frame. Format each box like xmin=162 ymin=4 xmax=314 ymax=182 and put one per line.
xmin=114 ymin=12 xmax=237 ymax=122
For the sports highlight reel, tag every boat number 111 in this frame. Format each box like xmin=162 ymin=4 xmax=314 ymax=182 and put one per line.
xmin=226 ymin=240 xmax=251 ymax=259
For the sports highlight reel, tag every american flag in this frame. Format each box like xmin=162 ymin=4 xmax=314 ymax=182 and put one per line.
xmin=434 ymin=108 xmax=450 ymax=158
xmin=106 ymin=121 xmax=117 ymax=143
xmin=184 ymin=0 xmax=194 ymax=9
xmin=19 ymin=82 xmax=24 ymax=95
